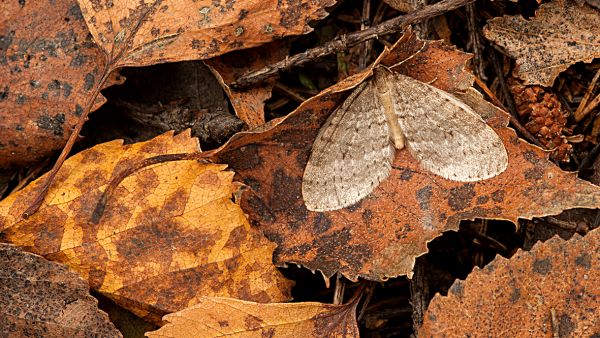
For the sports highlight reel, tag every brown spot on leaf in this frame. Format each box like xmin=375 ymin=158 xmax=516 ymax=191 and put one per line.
xmin=447 ymin=184 xmax=476 ymax=211
xmin=532 ymin=257 xmax=551 ymax=275
xmin=491 ymin=189 xmax=505 ymax=202
xmin=416 ymin=186 xmax=433 ymax=210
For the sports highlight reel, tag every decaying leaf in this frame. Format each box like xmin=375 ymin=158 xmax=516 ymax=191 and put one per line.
xmin=146 ymin=296 xmax=360 ymax=338
xmin=0 ymin=0 xmax=117 ymax=167
xmin=483 ymin=0 xmax=600 ymax=86
xmin=0 ymin=243 xmax=121 ymax=337
xmin=77 ymin=0 xmax=335 ymax=68
xmin=419 ymin=227 xmax=600 ymax=337
xmin=212 ymin=33 xmax=600 ymax=282
xmin=302 ymin=66 xmax=507 ymax=212
xmin=206 ymin=42 xmax=289 ymax=128
xmin=0 ymin=131 xmax=292 ymax=324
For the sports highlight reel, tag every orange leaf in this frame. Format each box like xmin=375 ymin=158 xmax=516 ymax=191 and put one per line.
xmin=77 ymin=0 xmax=335 ymax=68
xmin=0 ymin=131 xmax=292 ymax=324
xmin=146 ymin=296 xmax=360 ymax=337
xmin=0 ymin=0 xmax=117 ymax=167
xmin=419 ymin=227 xmax=600 ymax=337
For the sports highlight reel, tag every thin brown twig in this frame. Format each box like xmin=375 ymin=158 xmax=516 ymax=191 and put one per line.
xmin=578 ymin=93 xmax=600 ymax=122
xmin=230 ymin=0 xmax=474 ymax=89
xmin=574 ymin=67 xmax=600 ymax=121
xmin=22 ymin=65 xmax=112 ymax=218
xmin=91 ymin=150 xmax=216 ymax=224
xmin=358 ymin=0 xmax=372 ymax=70
xmin=22 ymin=2 xmax=162 ymax=219
xmin=466 ymin=2 xmax=485 ymax=80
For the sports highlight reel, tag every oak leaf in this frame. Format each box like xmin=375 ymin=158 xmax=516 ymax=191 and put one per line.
xmin=419 ymin=227 xmax=600 ymax=337
xmin=146 ymin=296 xmax=360 ymax=338
xmin=0 ymin=243 xmax=121 ymax=337
xmin=0 ymin=131 xmax=292 ymax=324
xmin=0 ymin=0 xmax=118 ymax=167
xmin=483 ymin=0 xmax=600 ymax=86
xmin=212 ymin=34 xmax=600 ymax=282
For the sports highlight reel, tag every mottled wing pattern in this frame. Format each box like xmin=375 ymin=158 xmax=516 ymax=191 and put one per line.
xmin=389 ymin=72 xmax=508 ymax=182
xmin=302 ymin=81 xmax=395 ymax=211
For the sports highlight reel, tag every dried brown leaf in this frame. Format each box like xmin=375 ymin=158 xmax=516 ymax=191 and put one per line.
xmin=419 ymin=227 xmax=600 ymax=337
xmin=206 ymin=42 xmax=289 ymax=128
xmin=212 ymin=35 xmax=600 ymax=281
xmin=0 ymin=131 xmax=292 ymax=324
xmin=0 ymin=243 xmax=121 ymax=337
xmin=483 ymin=0 xmax=600 ymax=86
xmin=77 ymin=0 xmax=335 ymax=68
xmin=146 ymin=297 xmax=360 ymax=338
xmin=0 ymin=0 xmax=116 ymax=167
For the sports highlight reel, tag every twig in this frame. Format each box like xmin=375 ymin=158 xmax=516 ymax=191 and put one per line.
xmin=358 ymin=0 xmax=372 ymax=70
xmin=466 ymin=2 xmax=485 ymax=80
xmin=577 ymin=93 xmax=600 ymax=122
xmin=22 ymin=1 xmax=162 ymax=219
xmin=333 ymin=272 xmax=346 ymax=305
xmin=574 ymin=67 xmax=600 ymax=121
xmin=230 ymin=0 xmax=474 ymax=89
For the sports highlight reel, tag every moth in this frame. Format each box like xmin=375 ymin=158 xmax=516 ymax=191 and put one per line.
xmin=302 ymin=67 xmax=508 ymax=212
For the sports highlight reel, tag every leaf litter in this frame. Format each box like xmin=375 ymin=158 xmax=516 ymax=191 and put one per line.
xmin=0 ymin=131 xmax=292 ymax=324
xmin=213 ymin=32 xmax=600 ymax=281
xmin=1 ymin=0 xmax=600 ymax=336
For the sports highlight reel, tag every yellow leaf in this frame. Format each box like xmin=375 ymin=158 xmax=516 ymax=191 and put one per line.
xmin=146 ymin=297 xmax=360 ymax=338
xmin=0 ymin=130 xmax=292 ymax=324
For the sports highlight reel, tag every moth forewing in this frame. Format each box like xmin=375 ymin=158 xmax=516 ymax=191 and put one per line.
xmin=302 ymin=80 xmax=395 ymax=212
xmin=388 ymin=71 xmax=508 ymax=182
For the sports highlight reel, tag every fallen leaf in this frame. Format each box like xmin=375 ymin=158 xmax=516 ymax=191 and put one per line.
xmin=0 ymin=243 xmax=121 ymax=337
xmin=212 ymin=34 xmax=600 ymax=282
xmin=146 ymin=296 xmax=360 ymax=338
xmin=0 ymin=0 xmax=116 ymax=167
xmin=206 ymin=41 xmax=289 ymax=128
xmin=0 ymin=131 xmax=292 ymax=324
xmin=483 ymin=0 xmax=600 ymax=86
xmin=419 ymin=227 xmax=600 ymax=337
xmin=77 ymin=0 xmax=335 ymax=68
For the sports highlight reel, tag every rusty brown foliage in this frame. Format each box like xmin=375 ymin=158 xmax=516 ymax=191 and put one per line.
xmin=0 ymin=131 xmax=292 ymax=324
xmin=0 ymin=0 xmax=115 ymax=167
xmin=0 ymin=243 xmax=121 ymax=337
xmin=419 ymin=227 xmax=600 ymax=337
xmin=213 ymin=33 xmax=600 ymax=281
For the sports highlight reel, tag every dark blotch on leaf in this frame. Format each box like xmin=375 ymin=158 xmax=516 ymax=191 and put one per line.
xmin=491 ymin=189 xmax=505 ymax=202
xmin=532 ymin=257 xmax=552 ymax=275
xmin=416 ymin=186 xmax=433 ymax=210
xmin=575 ymin=252 xmax=591 ymax=268
xmin=447 ymin=184 xmax=476 ymax=211
xmin=312 ymin=213 xmax=332 ymax=234
xmin=36 ymin=113 xmax=65 ymax=136
xmin=558 ymin=314 xmax=575 ymax=337
xmin=84 ymin=73 xmax=95 ymax=91
xmin=449 ymin=280 xmax=464 ymax=298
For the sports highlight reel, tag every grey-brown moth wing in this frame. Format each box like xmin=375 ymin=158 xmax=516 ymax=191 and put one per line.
xmin=388 ymin=71 xmax=508 ymax=181
xmin=302 ymin=81 xmax=395 ymax=211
